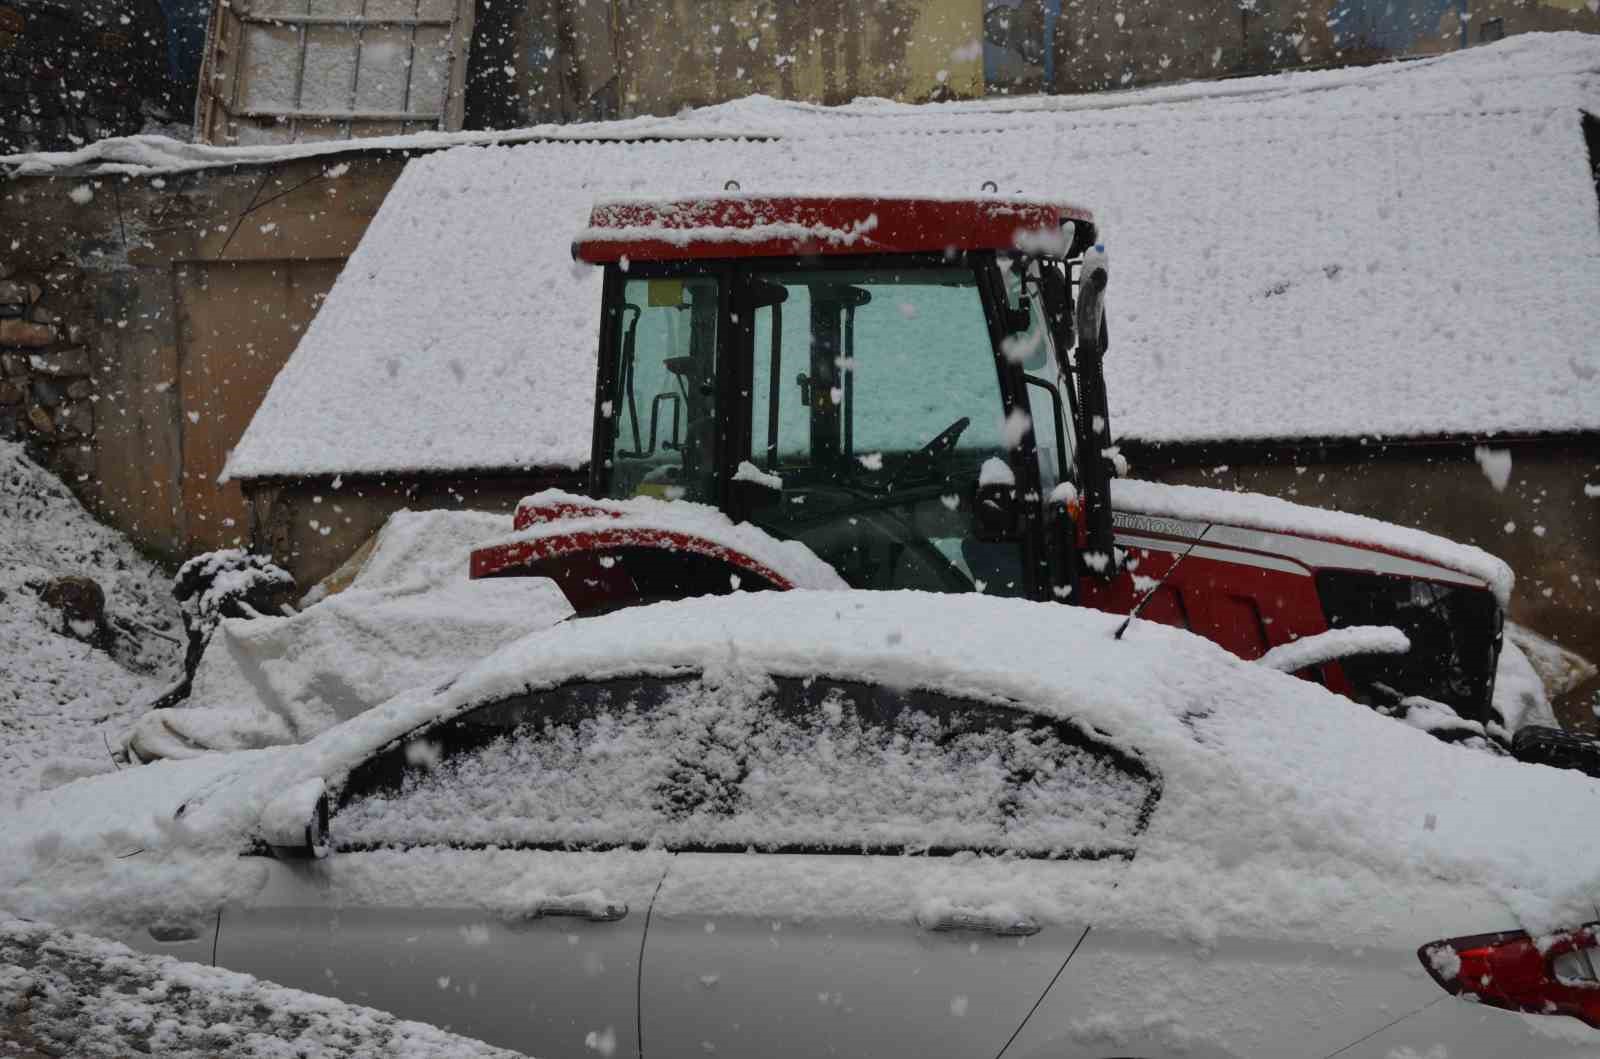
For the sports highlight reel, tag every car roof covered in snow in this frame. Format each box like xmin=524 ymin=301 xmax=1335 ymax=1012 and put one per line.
xmin=5 ymin=590 xmax=1600 ymax=944
xmin=223 ymin=33 xmax=1600 ymax=481
xmin=572 ymin=193 xmax=1094 ymax=263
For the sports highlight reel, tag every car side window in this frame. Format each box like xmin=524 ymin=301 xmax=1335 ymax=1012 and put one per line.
xmin=333 ymin=674 xmax=1158 ymax=859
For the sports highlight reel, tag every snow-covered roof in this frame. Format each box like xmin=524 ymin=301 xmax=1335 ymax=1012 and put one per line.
xmin=224 ymin=33 xmax=1600 ymax=480
xmin=0 ymin=118 xmax=769 ymax=178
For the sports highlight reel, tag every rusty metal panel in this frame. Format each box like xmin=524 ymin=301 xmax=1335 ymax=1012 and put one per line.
xmin=175 ymin=259 xmax=344 ymax=552
xmin=196 ymin=0 xmax=475 ymax=146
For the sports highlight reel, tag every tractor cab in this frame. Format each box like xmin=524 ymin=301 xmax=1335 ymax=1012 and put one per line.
xmin=577 ymin=194 xmax=1110 ymax=603
xmin=474 ymin=192 xmax=1521 ymax=742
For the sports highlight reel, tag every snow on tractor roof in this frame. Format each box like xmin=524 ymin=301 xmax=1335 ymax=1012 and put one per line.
xmin=225 ymin=33 xmax=1600 ymax=481
xmin=572 ymin=193 xmax=1094 ymax=263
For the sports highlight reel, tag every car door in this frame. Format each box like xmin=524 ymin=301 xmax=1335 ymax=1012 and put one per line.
xmin=637 ymin=674 xmax=1160 ymax=1058
xmin=214 ymin=677 xmax=684 ymax=1058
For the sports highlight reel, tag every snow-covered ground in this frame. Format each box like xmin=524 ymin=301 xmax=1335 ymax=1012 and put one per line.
xmin=0 ymin=917 xmax=526 ymax=1058
xmin=0 ymin=442 xmax=182 ymax=811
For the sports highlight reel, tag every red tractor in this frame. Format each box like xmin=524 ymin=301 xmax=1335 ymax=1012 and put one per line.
xmin=472 ymin=194 xmax=1516 ymax=741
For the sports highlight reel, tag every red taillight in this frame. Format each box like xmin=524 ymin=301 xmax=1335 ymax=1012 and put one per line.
xmin=1420 ymin=923 xmax=1600 ymax=1027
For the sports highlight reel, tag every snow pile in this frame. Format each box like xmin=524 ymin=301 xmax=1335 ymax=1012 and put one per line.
xmin=0 ymin=441 xmax=181 ymax=809
xmin=172 ymin=549 xmax=295 ymax=639
xmin=1256 ymin=625 xmax=1410 ymax=673
xmin=1507 ymin=621 xmax=1598 ymax=704
xmin=121 ymin=510 xmax=571 ymax=762
xmin=1494 ymin=636 xmax=1561 ymax=733
xmin=226 ymin=33 xmax=1600 ymax=481
xmin=0 ymin=917 xmax=527 ymax=1058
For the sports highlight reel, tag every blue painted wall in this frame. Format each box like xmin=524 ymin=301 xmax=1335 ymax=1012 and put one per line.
xmin=1326 ymin=0 xmax=1461 ymax=52
xmin=154 ymin=0 xmax=211 ymax=88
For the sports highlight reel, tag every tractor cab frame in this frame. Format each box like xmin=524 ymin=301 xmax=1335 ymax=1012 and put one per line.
xmin=581 ymin=194 xmax=1112 ymax=605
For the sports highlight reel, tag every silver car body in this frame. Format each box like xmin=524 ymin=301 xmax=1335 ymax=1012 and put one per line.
xmin=10 ymin=591 xmax=1599 ymax=1058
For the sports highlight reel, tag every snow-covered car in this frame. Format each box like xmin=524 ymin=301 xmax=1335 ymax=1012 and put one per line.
xmin=6 ymin=592 xmax=1600 ymax=1058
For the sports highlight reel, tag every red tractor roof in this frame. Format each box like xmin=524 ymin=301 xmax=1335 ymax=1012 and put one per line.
xmin=572 ymin=194 xmax=1095 ymax=264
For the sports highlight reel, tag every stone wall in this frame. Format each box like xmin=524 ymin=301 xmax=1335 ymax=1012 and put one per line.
xmin=0 ymin=259 xmax=95 ymax=452
xmin=0 ymin=153 xmax=407 ymax=565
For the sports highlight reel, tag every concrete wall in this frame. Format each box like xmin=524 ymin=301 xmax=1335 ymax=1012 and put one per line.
xmin=0 ymin=152 xmax=405 ymax=564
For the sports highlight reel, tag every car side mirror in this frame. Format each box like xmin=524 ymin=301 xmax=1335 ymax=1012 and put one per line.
xmin=973 ymin=458 xmax=1019 ymax=542
xmin=259 ymin=777 xmax=330 ymax=860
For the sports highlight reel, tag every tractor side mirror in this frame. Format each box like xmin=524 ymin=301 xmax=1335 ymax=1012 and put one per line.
xmin=973 ymin=458 xmax=1019 ymax=542
xmin=1075 ymin=245 xmax=1110 ymax=360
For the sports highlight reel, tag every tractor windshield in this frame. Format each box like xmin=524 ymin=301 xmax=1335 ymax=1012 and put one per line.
xmin=742 ymin=265 xmax=1026 ymax=595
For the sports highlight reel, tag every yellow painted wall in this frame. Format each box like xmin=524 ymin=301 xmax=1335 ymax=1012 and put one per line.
xmin=617 ymin=0 xmax=983 ymax=114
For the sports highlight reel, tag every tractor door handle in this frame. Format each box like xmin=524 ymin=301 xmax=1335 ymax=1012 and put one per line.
xmin=922 ymin=908 xmax=1040 ymax=937
xmin=527 ymin=895 xmax=629 ymax=922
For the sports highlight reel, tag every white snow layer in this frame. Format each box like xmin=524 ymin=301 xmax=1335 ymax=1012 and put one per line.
xmin=0 ymin=917 xmax=526 ymax=1057
xmin=120 ymin=509 xmax=572 ymax=762
xmin=0 ymin=118 xmax=761 ymax=178
xmin=225 ymin=33 xmax=1600 ymax=481
xmin=8 ymin=591 xmax=1600 ymax=954
xmin=1256 ymin=625 xmax=1410 ymax=673
xmin=0 ymin=441 xmax=182 ymax=810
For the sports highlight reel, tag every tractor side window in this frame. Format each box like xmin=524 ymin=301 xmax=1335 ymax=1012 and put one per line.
xmin=604 ymin=275 xmax=722 ymax=504
xmin=744 ymin=267 xmax=1026 ymax=596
